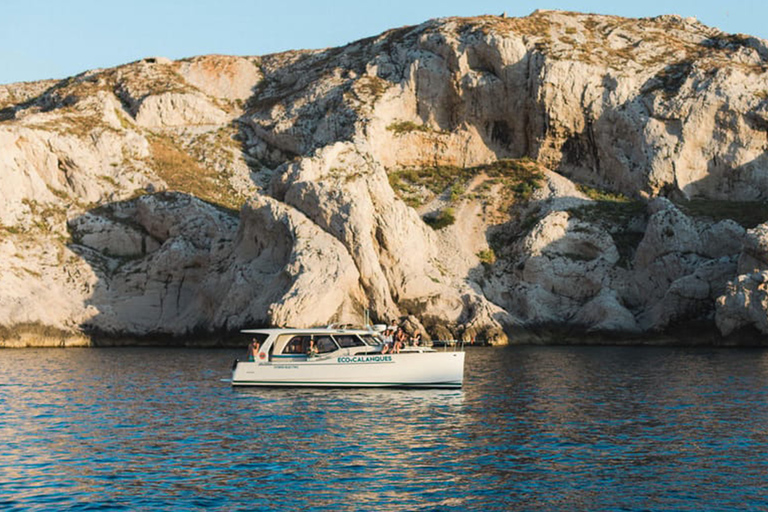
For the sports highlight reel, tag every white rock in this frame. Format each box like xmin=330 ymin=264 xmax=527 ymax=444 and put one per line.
xmin=2 ymin=13 xmax=768 ymax=343
xmin=135 ymin=92 xmax=229 ymax=127
xmin=573 ymin=289 xmax=640 ymax=333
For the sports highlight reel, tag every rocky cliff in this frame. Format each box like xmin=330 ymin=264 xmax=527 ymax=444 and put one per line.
xmin=2 ymin=10 xmax=768 ymax=346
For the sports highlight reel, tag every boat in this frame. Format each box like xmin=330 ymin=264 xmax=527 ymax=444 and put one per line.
xmin=231 ymin=326 xmax=465 ymax=388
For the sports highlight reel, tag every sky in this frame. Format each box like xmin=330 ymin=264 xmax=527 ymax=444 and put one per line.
xmin=1 ymin=0 xmax=765 ymax=85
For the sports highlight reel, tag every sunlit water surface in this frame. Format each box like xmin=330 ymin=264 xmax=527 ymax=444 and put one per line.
xmin=2 ymin=346 xmax=768 ymax=511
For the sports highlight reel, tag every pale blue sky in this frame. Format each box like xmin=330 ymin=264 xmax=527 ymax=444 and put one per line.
xmin=0 ymin=0 xmax=764 ymax=85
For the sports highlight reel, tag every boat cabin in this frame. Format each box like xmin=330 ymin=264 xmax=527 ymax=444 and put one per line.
xmin=243 ymin=328 xmax=384 ymax=362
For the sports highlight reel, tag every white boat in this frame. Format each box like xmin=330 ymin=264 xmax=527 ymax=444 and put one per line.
xmin=231 ymin=327 xmax=464 ymax=388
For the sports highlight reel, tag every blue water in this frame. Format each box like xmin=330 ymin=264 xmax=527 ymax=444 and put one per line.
xmin=2 ymin=346 xmax=768 ymax=511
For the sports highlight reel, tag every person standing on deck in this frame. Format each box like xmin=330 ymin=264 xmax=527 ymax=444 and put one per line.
xmin=248 ymin=339 xmax=261 ymax=362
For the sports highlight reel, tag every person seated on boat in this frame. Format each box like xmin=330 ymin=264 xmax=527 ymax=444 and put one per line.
xmin=392 ymin=327 xmax=407 ymax=353
xmin=381 ymin=328 xmax=394 ymax=354
xmin=411 ymin=331 xmax=422 ymax=346
xmin=248 ymin=339 xmax=260 ymax=362
xmin=307 ymin=339 xmax=318 ymax=357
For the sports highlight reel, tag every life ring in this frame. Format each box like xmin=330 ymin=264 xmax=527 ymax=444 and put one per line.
xmin=259 ymin=352 xmax=266 ymax=360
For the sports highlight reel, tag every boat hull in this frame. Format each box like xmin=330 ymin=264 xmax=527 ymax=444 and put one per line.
xmin=232 ymin=351 xmax=464 ymax=388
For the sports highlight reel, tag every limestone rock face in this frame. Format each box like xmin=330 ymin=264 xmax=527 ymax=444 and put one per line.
xmin=2 ymin=11 xmax=768 ymax=344
xmin=177 ymin=55 xmax=262 ymax=101
xmin=0 ymin=236 xmax=99 ymax=334
xmin=738 ymin=223 xmax=768 ymax=274
xmin=518 ymin=211 xmax=619 ymax=301
xmin=70 ymin=194 xmax=239 ymax=335
xmin=716 ymin=223 xmax=768 ymax=335
xmin=572 ymin=289 xmax=640 ymax=334
xmin=216 ymin=194 xmax=366 ymax=329
xmin=634 ymin=198 xmax=702 ymax=268
xmin=134 ymin=92 xmax=230 ymax=127
xmin=0 ymin=126 xmax=151 ymax=226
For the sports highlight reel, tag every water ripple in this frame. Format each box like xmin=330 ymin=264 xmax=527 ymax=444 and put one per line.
xmin=3 ymin=346 xmax=768 ymax=510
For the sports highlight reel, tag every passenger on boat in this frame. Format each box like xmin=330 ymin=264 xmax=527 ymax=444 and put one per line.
xmin=307 ymin=339 xmax=318 ymax=357
xmin=393 ymin=327 xmax=407 ymax=353
xmin=285 ymin=336 xmax=308 ymax=354
xmin=248 ymin=340 xmax=261 ymax=362
xmin=381 ymin=328 xmax=394 ymax=354
xmin=411 ymin=331 xmax=422 ymax=346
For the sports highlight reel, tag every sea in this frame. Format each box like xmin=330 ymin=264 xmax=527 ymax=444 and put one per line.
xmin=2 ymin=345 xmax=768 ymax=511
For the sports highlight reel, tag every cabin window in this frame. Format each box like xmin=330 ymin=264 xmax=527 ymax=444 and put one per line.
xmin=283 ymin=336 xmax=310 ymax=354
xmin=315 ymin=336 xmax=338 ymax=353
xmin=334 ymin=335 xmax=365 ymax=348
xmin=359 ymin=334 xmax=383 ymax=346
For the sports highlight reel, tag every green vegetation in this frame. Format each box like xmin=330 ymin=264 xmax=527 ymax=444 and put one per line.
xmin=29 ymin=110 xmax=117 ymax=138
xmin=352 ymin=76 xmax=389 ymax=102
xmin=424 ymin=207 xmax=456 ymax=230
xmin=386 ymin=120 xmax=432 ymax=135
xmin=98 ymin=175 xmax=119 ymax=188
xmin=477 ymin=248 xmax=496 ymax=265
xmin=20 ymin=198 xmax=68 ymax=235
xmin=577 ymin=184 xmax=632 ymax=203
xmin=114 ymin=107 xmax=133 ymax=130
xmin=477 ymin=158 xmax=546 ymax=204
xmin=389 ymin=158 xmax=545 ymax=210
xmin=449 ymin=182 xmax=465 ymax=202
xmin=568 ymin=188 xmax=646 ymax=268
xmin=46 ymin=185 xmax=70 ymax=202
xmin=388 ymin=158 xmax=546 ymax=233
xmin=328 ymin=167 xmax=365 ymax=183
xmin=0 ymin=222 xmax=22 ymax=235
xmin=388 ymin=165 xmax=471 ymax=202
xmin=569 ymin=197 xmax=645 ymax=225
xmin=185 ymin=123 xmax=241 ymax=167
xmin=147 ymin=134 xmax=244 ymax=212
xmin=676 ymin=199 xmax=768 ymax=229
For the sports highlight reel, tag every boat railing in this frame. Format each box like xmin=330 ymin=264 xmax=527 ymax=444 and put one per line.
xmin=323 ymin=323 xmax=387 ymax=333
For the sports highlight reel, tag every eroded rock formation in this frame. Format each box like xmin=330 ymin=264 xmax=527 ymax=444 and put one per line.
xmin=2 ymin=11 xmax=768 ymax=345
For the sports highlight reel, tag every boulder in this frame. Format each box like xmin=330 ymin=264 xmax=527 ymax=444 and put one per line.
xmin=715 ymin=223 xmax=768 ymax=335
xmin=716 ymin=271 xmax=768 ymax=336
xmin=634 ymin=198 xmax=702 ymax=269
xmin=573 ymin=289 xmax=640 ymax=334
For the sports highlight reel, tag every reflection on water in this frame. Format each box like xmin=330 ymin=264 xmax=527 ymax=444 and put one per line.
xmin=2 ymin=346 xmax=768 ymax=510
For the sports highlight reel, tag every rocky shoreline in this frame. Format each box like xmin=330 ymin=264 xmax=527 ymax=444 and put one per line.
xmin=2 ymin=11 xmax=768 ymax=346
xmin=3 ymin=322 xmax=768 ymax=349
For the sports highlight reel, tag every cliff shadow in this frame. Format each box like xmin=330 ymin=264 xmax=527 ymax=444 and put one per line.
xmin=65 ymin=191 xmax=255 ymax=346
xmin=553 ymin=61 xmax=768 ymax=204
xmin=459 ymin=190 xmax=752 ymax=344
xmin=0 ymin=76 xmax=83 ymax=121
xmin=444 ymin=44 xmax=548 ymax=161
xmin=673 ymin=152 xmax=768 ymax=229
xmin=233 ymin=39 xmax=397 ymax=186
xmin=678 ymin=108 xmax=768 ymax=205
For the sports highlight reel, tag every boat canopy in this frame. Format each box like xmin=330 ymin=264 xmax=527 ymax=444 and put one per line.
xmin=241 ymin=328 xmax=383 ymax=358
